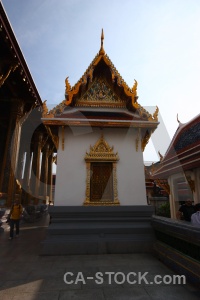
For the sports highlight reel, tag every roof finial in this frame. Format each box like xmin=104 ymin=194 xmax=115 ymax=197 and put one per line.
xmin=177 ymin=113 xmax=181 ymax=124
xmin=99 ymin=28 xmax=105 ymax=55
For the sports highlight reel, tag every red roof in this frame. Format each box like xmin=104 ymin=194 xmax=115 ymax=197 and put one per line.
xmin=153 ymin=114 xmax=200 ymax=178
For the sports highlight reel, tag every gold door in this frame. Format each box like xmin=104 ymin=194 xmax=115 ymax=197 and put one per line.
xmin=90 ymin=163 xmax=113 ymax=202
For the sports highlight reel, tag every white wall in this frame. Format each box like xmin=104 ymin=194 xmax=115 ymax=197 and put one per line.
xmin=54 ymin=126 xmax=147 ymax=206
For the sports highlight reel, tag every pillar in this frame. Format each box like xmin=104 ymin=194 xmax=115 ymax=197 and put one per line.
xmin=6 ymin=100 xmax=24 ymax=206
xmin=30 ymin=132 xmax=43 ymax=204
xmin=40 ymin=143 xmax=50 ymax=202
xmin=47 ymin=149 xmax=53 ymax=204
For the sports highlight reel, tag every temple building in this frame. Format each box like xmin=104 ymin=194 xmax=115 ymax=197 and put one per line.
xmin=42 ymin=30 xmax=159 ymax=206
xmin=0 ymin=2 xmax=56 ymax=207
xmin=152 ymin=114 xmax=200 ymax=218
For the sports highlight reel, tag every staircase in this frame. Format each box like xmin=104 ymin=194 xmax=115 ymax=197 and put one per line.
xmin=41 ymin=205 xmax=155 ymax=255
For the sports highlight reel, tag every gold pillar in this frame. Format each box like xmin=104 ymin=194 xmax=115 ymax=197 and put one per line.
xmin=6 ymin=100 xmax=24 ymax=206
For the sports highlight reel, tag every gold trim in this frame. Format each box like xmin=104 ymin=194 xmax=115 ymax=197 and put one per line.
xmin=47 ymin=32 xmax=159 ymax=123
xmin=45 ymin=125 xmax=59 ymax=149
xmin=135 ymin=128 xmax=141 ymax=151
xmin=113 ymin=162 xmax=119 ymax=202
xmin=76 ymin=77 xmax=127 ymax=107
xmin=141 ymin=130 xmax=151 ymax=152
xmin=185 ymin=176 xmax=195 ymax=192
xmin=84 ymin=201 xmax=120 ymax=206
xmin=84 ymin=135 xmax=120 ymax=205
xmin=62 ymin=126 xmax=65 ymax=150
xmin=155 ymin=179 xmax=170 ymax=195
xmin=43 ymin=119 xmax=158 ymax=129
xmin=85 ymin=134 xmax=119 ymax=162
xmin=153 ymin=106 xmax=159 ymax=122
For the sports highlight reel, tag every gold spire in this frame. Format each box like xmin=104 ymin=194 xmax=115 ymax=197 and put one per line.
xmin=99 ymin=29 xmax=105 ymax=55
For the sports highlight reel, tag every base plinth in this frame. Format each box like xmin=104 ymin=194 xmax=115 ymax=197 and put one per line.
xmin=41 ymin=205 xmax=155 ymax=255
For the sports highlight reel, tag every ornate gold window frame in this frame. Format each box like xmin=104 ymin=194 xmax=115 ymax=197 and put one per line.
xmin=84 ymin=134 xmax=120 ymax=206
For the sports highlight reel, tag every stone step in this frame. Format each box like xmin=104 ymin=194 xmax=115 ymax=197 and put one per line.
xmin=48 ymin=222 xmax=154 ymax=235
xmin=41 ymin=233 xmax=154 ymax=255
xmin=41 ymin=206 xmax=155 ymax=255
xmin=51 ymin=217 xmax=152 ymax=222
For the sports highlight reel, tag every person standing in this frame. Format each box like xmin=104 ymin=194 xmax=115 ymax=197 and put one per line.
xmin=176 ymin=199 xmax=195 ymax=222
xmin=9 ymin=199 xmax=23 ymax=240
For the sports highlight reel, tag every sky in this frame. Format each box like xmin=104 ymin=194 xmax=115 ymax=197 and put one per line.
xmin=2 ymin=0 xmax=200 ymax=163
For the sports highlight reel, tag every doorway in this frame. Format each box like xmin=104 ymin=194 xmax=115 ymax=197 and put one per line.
xmin=90 ymin=162 xmax=113 ymax=202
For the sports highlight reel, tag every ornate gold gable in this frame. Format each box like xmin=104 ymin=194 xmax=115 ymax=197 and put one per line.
xmin=85 ymin=134 xmax=119 ymax=162
xmin=64 ymin=29 xmax=139 ymax=109
xmin=84 ymin=135 xmax=120 ymax=206
xmin=76 ymin=78 xmax=126 ymax=108
xmin=42 ymin=30 xmax=159 ymax=128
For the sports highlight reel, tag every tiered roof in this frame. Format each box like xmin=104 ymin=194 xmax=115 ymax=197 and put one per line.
xmin=42 ymin=30 xmax=159 ymax=151
xmin=43 ymin=30 xmax=158 ymax=120
xmin=152 ymin=114 xmax=200 ymax=178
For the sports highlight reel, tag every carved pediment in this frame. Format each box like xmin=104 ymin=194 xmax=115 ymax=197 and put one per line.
xmin=85 ymin=134 xmax=119 ymax=161
xmin=76 ymin=78 xmax=126 ymax=108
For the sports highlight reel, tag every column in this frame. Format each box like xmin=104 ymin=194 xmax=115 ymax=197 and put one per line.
xmin=40 ymin=143 xmax=50 ymax=202
xmin=6 ymin=100 xmax=25 ymax=206
xmin=21 ymin=149 xmax=32 ymax=205
xmin=47 ymin=149 xmax=53 ymax=204
xmin=30 ymin=132 xmax=43 ymax=204
xmin=16 ymin=140 xmax=26 ymax=181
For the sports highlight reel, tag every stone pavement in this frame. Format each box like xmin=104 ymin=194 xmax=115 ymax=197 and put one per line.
xmin=0 ymin=214 xmax=199 ymax=300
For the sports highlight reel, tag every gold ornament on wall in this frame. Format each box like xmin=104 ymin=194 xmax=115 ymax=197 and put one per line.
xmin=84 ymin=134 xmax=120 ymax=206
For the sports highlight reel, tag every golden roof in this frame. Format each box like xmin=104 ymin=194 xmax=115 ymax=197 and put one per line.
xmin=43 ymin=30 xmax=158 ymax=124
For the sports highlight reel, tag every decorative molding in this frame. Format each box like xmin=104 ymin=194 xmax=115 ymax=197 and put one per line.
xmin=84 ymin=162 xmax=91 ymax=203
xmin=84 ymin=135 xmax=120 ymax=206
xmin=63 ymin=30 xmax=139 ymax=109
xmin=155 ymin=179 xmax=170 ymax=195
xmin=85 ymin=134 xmax=119 ymax=162
xmin=185 ymin=176 xmax=195 ymax=193
xmin=62 ymin=126 xmax=65 ymax=150
xmin=42 ymin=100 xmax=67 ymax=118
xmin=184 ymin=171 xmax=195 ymax=193
xmin=76 ymin=78 xmax=126 ymax=108
xmin=45 ymin=125 xmax=59 ymax=150
xmin=84 ymin=200 xmax=120 ymax=206
xmin=113 ymin=162 xmax=119 ymax=202
xmin=152 ymin=106 xmax=159 ymax=122
xmin=141 ymin=130 xmax=151 ymax=152
xmin=135 ymin=128 xmax=141 ymax=151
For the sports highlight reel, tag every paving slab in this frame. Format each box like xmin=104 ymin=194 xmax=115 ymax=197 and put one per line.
xmin=0 ymin=214 xmax=199 ymax=300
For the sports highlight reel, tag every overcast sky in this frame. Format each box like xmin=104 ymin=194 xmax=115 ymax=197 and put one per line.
xmin=2 ymin=0 xmax=200 ymax=163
